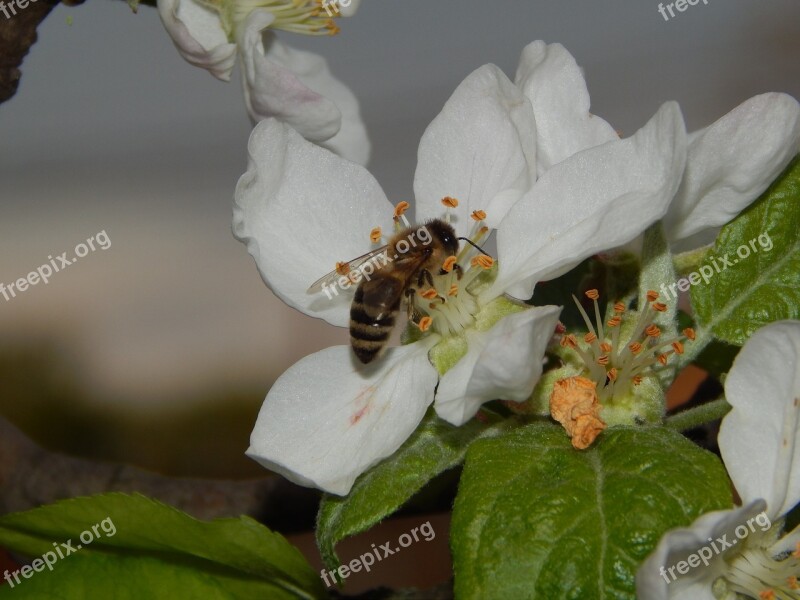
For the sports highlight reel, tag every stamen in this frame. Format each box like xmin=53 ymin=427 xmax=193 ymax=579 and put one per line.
xmin=471 ymin=255 xmax=494 ymax=270
xmin=335 ymin=261 xmax=350 ymax=276
xmin=585 ymin=289 xmax=600 ymax=300
xmin=629 ymin=342 xmax=642 ymax=354
xmin=614 ymin=302 xmax=626 ymax=314
xmin=646 ymin=290 xmax=659 ymax=302
xmin=448 ymin=284 xmax=459 ymax=296
xmin=645 ymin=325 xmax=661 ymax=338
xmin=417 ymin=316 xmax=432 ymax=332
xmin=441 ymin=196 xmax=459 ymax=208
xmin=370 ymin=227 xmax=382 ymax=243
xmin=759 ymin=591 xmax=775 ymax=600
xmin=652 ymin=302 xmax=667 ymax=312
xmin=607 ymin=316 xmax=621 ymax=328
xmin=584 ymin=332 xmax=597 ymax=344
xmin=471 ymin=210 xmax=486 ymax=221
xmin=419 ymin=288 xmax=439 ymax=300
xmin=442 ymin=256 xmax=458 ymax=273
xmin=394 ymin=201 xmax=410 ymax=217
xmin=672 ymin=341 xmax=684 ymax=355
xmin=607 ymin=368 xmax=618 ymax=382
xmin=561 ymin=334 xmax=578 ymax=349
xmin=600 ymin=342 xmax=612 ymax=353
xmin=657 ymin=354 xmax=669 ymax=366
xmin=597 ymin=355 xmax=609 ymax=366
xmin=683 ymin=327 xmax=696 ymax=340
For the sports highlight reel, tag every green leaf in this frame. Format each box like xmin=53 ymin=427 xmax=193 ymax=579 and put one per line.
xmin=691 ymin=156 xmax=800 ymax=346
xmin=0 ymin=493 xmax=325 ymax=599
xmin=316 ymin=411 xmax=511 ymax=572
xmin=451 ymin=423 xmax=732 ymax=600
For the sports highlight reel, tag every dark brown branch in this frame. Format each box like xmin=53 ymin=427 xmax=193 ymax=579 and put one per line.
xmin=0 ymin=0 xmax=62 ymax=103
xmin=0 ymin=416 xmax=279 ymax=520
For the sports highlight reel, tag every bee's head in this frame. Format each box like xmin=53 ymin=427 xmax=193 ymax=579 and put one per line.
xmin=424 ymin=219 xmax=459 ymax=256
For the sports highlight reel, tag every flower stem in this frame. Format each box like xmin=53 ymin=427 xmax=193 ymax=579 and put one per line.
xmin=664 ymin=397 xmax=731 ymax=431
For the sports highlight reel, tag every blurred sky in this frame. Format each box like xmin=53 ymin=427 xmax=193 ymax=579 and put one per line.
xmin=1 ymin=0 xmax=799 ymax=409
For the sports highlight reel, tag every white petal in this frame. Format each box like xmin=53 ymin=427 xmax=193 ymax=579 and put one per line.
xmin=240 ymin=12 xmax=366 ymax=157
xmin=232 ymin=119 xmax=393 ymax=327
xmin=434 ymin=305 xmax=560 ymax=425
xmin=157 ymin=0 xmax=236 ymax=81
xmin=635 ymin=501 xmax=767 ymax=600
xmin=491 ymin=101 xmax=687 ymax=300
xmin=514 ymin=41 xmax=618 ymax=173
xmin=719 ymin=320 xmax=800 ymax=518
xmin=414 ymin=64 xmax=537 ymax=230
xmin=247 ymin=342 xmax=438 ymax=495
xmin=665 ymin=93 xmax=800 ymax=245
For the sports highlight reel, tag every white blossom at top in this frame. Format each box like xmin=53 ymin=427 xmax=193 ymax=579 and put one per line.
xmin=157 ymin=0 xmax=369 ymax=164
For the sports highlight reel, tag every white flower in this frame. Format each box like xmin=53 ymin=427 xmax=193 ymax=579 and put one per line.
xmin=157 ymin=0 xmax=369 ymax=164
xmin=636 ymin=320 xmax=800 ymax=600
xmin=663 ymin=93 xmax=800 ymax=250
xmin=233 ymin=44 xmax=687 ymax=495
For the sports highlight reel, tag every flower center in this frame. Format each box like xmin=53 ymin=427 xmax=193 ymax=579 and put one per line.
xmin=720 ymin=541 xmax=800 ymax=599
xmin=204 ymin=0 xmax=340 ymax=39
xmin=387 ymin=199 xmax=494 ymax=338
xmin=561 ymin=289 xmax=694 ymax=404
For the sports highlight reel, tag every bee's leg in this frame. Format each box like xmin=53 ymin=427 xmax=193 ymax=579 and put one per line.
xmin=405 ymin=287 xmax=418 ymax=322
xmin=453 ymin=263 xmax=464 ymax=280
xmin=418 ymin=269 xmax=435 ymax=288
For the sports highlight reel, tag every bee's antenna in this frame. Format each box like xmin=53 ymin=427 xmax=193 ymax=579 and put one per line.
xmin=458 ymin=237 xmax=492 ymax=257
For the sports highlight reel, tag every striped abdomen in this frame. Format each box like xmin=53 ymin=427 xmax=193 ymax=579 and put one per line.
xmin=350 ymin=276 xmax=404 ymax=364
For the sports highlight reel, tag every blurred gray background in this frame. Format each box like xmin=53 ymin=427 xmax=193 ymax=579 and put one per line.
xmin=1 ymin=0 xmax=799 ymax=475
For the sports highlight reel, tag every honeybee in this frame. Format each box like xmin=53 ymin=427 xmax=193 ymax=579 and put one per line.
xmin=307 ymin=218 xmax=460 ymax=364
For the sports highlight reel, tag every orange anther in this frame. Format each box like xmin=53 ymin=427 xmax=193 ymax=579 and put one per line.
xmin=585 ymin=289 xmax=599 ymax=300
xmin=652 ymin=302 xmax=667 ymax=312
xmin=441 ymin=196 xmax=459 ymax=208
xmin=584 ymin=332 xmax=597 ymax=344
xmin=471 ymin=210 xmax=487 ymax=221
xmin=607 ymin=368 xmax=618 ymax=382
xmin=600 ymin=342 xmax=612 ymax=353
xmin=419 ymin=288 xmax=438 ymax=300
xmin=629 ymin=342 xmax=643 ymax=354
xmin=369 ymin=227 xmax=382 ymax=243
xmin=646 ymin=325 xmax=661 ymax=338
xmin=442 ymin=255 xmax=458 ymax=272
xmin=646 ymin=290 xmax=659 ymax=302
xmin=658 ymin=354 xmax=669 ymax=366
xmin=613 ymin=302 xmax=626 ymax=313
xmin=597 ymin=355 xmax=609 ymax=366
xmin=335 ymin=261 xmax=350 ymax=276
xmin=448 ymin=284 xmax=459 ymax=296
xmin=417 ymin=316 xmax=433 ymax=332
xmin=672 ymin=341 xmax=685 ymax=355
xmin=683 ymin=327 xmax=696 ymax=340
xmin=607 ymin=316 xmax=621 ymax=328
xmin=471 ymin=255 xmax=494 ymax=270
xmin=393 ymin=201 xmax=410 ymax=217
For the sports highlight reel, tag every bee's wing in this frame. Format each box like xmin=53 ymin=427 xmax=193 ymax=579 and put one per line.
xmin=306 ymin=245 xmax=390 ymax=294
